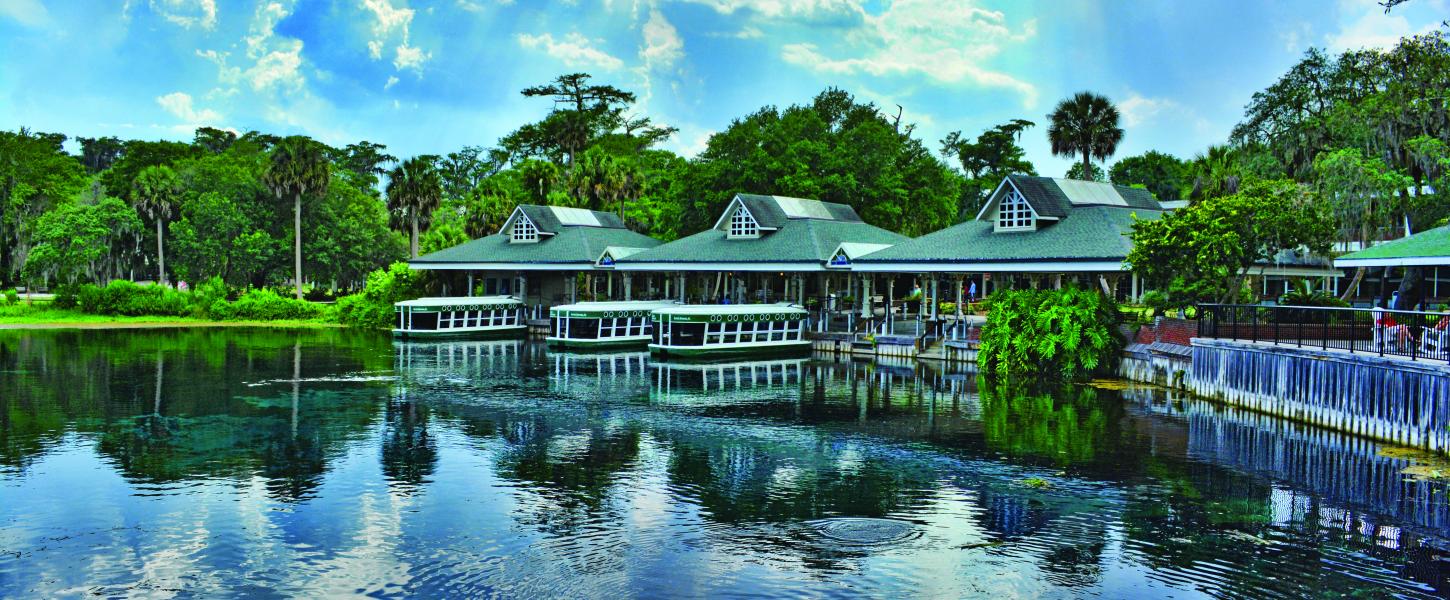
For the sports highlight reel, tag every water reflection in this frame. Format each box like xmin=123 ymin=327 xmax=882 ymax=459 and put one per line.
xmin=1 ymin=330 xmax=1448 ymax=597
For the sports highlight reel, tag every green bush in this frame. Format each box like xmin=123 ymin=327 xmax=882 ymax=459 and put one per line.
xmin=77 ymin=280 xmax=191 ymax=316
xmin=209 ymin=288 xmax=323 ymax=321
xmin=1139 ymin=290 xmax=1169 ymax=314
xmin=978 ymin=286 xmax=1123 ymax=382
xmin=4 ymin=289 xmax=18 ymax=305
xmin=332 ymin=262 xmax=427 ymax=328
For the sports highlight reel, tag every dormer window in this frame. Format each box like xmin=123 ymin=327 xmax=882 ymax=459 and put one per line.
xmin=997 ymin=188 xmax=1035 ymax=231
xmin=729 ymin=206 xmax=759 ymax=238
xmin=511 ymin=216 xmax=539 ymax=243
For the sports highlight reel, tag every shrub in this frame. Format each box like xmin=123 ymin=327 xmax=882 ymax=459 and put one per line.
xmin=978 ymin=286 xmax=1123 ymax=382
xmin=332 ymin=262 xmax=427 ymax=329
xmin=209 ymin=288 xmax=324 ymax=321
xmin=77 ymin=280 xmax=191 ymax=317
xmin=1140 ymin=290 xmax=1169 ymax=314
xmin=4 ymin=289 xmax=18 ymax=305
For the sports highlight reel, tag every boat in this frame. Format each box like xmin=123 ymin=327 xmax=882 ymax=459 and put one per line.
xmin=392 ymin=296 xmax=526 ymax=338
xmin=649 ymin=303 xmax=811 ymax=359
xmin=546 ymin=300 xmax=678 ymax=349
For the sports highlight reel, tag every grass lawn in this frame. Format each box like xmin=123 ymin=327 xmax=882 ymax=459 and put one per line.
xmin=0 ymin=304 xmax=339 ymax=329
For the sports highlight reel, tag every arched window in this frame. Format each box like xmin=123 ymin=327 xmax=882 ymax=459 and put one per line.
xmin=729 ymin=206 xmax=759 ymax=238
xmin=512 ymin=217 xmax=539 ymax=243
xmin=997 ymin=188 xmax=1034 ymax=231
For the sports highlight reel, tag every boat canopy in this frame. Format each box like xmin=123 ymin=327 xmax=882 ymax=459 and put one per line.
xmin=549 ymin=300 xmax=677 ymax=318
xmin=395 ymin=296 xmax=521 ymax=311
xmin=651 ymin=303 xmax=806 ymax=323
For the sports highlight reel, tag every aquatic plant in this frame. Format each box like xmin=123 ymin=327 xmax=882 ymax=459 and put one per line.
xmin=978 ymin=286 xmax=1123 ymax=382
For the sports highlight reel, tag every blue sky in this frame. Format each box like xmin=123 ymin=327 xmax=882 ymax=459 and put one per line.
xmin=2 ymin=0 xmax=1446 ymax=176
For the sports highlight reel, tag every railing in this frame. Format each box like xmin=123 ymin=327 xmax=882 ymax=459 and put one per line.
xmin=1197 ymin=304 xmax=1450 ymax=362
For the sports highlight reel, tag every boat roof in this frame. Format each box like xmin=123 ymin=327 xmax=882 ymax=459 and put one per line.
xmin=652 ymin=303 xmax=806 ymax=316
xmin=394 ymin=295 xmax=520 ymax=307
xmin=550 ymin=300 xmax=678 ymax=312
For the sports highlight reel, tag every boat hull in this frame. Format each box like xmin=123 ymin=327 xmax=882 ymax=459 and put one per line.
xmin=545 ymin=336 xmax=650 ymax=350
xmin=392 ymin=326 xmax=527 ymax=340
xmin=648 ymin=341 xmax=812 ymax=361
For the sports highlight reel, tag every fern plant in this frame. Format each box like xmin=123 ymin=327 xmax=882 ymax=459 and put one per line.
xmin=978 ymin=287 xmax=1123 ymax=382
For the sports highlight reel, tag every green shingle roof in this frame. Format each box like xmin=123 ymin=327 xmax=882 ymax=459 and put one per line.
xmin=619 ymin=218 xmax=906 ymax=266
xmin=410 ymin=225 xmax=660 ymax=266
xmin=732 ymin=194 xmax=862 ymax=228
xmin=1004 ymin=175 xmax=1161 ymax=218
xmin=1337 ymin=225 xmax=1450 ymax=267
xmin=857 ymin=205 xmax=1163 ymax=264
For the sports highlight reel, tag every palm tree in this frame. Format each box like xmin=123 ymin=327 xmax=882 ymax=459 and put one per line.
xmin=262 ymin=136 xmax=331 ymax=299
xmin=131 ymin=165 xmax=181 ymax=285
xmin=1047 ymin=92 xmax=1124 ymax=181
xmin=386 ymin=155 xmax=443 ymax=258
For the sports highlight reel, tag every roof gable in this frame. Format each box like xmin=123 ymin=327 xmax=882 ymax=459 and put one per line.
xmin=976 ymin=176 xmax=1163 ymax=223
xmin=711 ymin=194 xmax=862 ymax=231
xmin=503 ymin=205 xmax=627 ymax=235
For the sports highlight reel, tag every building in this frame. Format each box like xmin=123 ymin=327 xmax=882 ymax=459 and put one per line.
xmin=408 ymin=205 xmax=661 ymax=308
xmin=615 ymin=194 xmax=907 ymax=311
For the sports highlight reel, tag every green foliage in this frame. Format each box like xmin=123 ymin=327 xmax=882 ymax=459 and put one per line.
xmin=1048 ymin=92 xmax=1123 ymax=181
xmin=1065 ymin=161 xmax=1107 ymax=181
xmin=207 ymin=288 xmax=323 ymax=321
xmin=978 ymin=287 xmax=1123 ymax=382
xmin=941 ymin=120 xmax=1036 ymax=216
xmin=22 ymin=197 xmax=143 ymax=286
xmin=76 ymin=280 xmax=192 ymax=317
xmin=1110 ymin=151 xmax=1189 ymax=201
xmin=333 ymin=262 xmax=427 ymax=328
xmin=681 ymin=88 xmax=962 ymax=236
xmin=1139 ymin=290 xmax=1170 ymax=314
xmin=4 ymin=289 xmax=17 ymax=305
xmin=1128 ymin=179 xmax=1335 ymax=306
xmin=0 ymin=129 xmax=88 ymax=285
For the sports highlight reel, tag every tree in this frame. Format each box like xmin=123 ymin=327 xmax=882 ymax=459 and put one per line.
xmin=262 ymin=136 xmax=331 ymax=299
xmin=386 ymin=155 xmax=444 ymax=257
xmin=169 ymin=192 xmax=277 ymax=287
xmin=77 ymin=136 xmax=125 ymax=173
xmin=1313 ymin=148 xmax=1413 ymax=301
xmin=0 ymin=129 xmax=87 ymax=285
xmin=131 ymin=165 xmax=182 ymax=284
xmin=1127 ymin=180 xmax=1335 ymax=305
xmin=1047 ymin=92 xmax=1124 ymax=181
xmin=941 ymin=119 xmax=1036 ymax=215
xmin=22 ymin=197 xmax=142 ymax=287
xmin=1109 ymin=151 xmax=1188 ymax=200
xmin=1065 ymin=162 xmax=1106 ymax=182
xmin=682 ymin=88 xmax=961 ymax=236
xmin=192 ymin=127 xmax=237 ymax=155
xmin=509 ymin=73 xmax=640 ymax=171
xmin=334 ymin=141 xmax=396 ymax=193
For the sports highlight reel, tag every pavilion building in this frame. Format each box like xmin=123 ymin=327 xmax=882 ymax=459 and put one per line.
xmin=408 ymin=205 xmax=661 ymax=309
xmin=614 ymin=193 xmax=907 ymax=319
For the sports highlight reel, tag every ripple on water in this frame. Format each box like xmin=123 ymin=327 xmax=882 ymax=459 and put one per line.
xmin=806 ymin=517 xmax=920 ymax=547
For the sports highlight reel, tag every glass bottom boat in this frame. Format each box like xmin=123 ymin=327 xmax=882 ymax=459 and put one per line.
xmin=546 ymin=300 xmax=677 ymax=349
xmin=649 ymin=303 xmax=811 ymax=359
xmin=392 ymin=296 xmax=526 ymax=339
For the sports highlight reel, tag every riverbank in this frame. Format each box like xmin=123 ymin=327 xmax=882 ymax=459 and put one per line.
xmin=0 ymin=307 xmax=339 ymax=329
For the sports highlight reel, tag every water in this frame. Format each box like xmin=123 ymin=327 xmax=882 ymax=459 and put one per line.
xmin=2 ymin=328 xmax=1449 ymax=598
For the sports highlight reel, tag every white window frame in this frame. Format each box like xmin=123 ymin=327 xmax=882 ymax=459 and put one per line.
xmin=512 ymin=215 xmax=540 ymax=243
xmin=728 ymin=206 xmax=760 ymax=239
xmin=996 ymin=188 xmax=1036 ymax=231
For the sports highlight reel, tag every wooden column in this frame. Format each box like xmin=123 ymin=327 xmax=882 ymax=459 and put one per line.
xmin=954 ymin=275 xmax=963 ymax=320
xmin=623 ymin=273 xmax=632 ymax=301
xmin=887 ymin=278 xmax=895 ymax=335
xmin=860 ymin=275 xmax=871 ymax=318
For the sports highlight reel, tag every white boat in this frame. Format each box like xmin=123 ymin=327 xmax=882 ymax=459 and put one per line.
xmin=546 ymin=300 xmax=678 ymax=349
xmin=649 ymin=303 xmax=810 ymax=359
xmin=392 ymin=296 xmax=525 ymax=338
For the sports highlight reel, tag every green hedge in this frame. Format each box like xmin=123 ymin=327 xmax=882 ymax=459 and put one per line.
xmin=53 ymin=278 xmax=326 ymax=322
xmin=333 ymin=262 xmax=426 ymax=329
xmin=978 ymin=287 xmax=1123 ymax=382
xmin=77 ymin=280 xmax=192 ymax=316
xmin=207 ymin=288 xmax=323 ymax=321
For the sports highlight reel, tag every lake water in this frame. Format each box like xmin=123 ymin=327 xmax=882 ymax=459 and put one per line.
xmin=2 ymin=328 xmax=1449 ymax=598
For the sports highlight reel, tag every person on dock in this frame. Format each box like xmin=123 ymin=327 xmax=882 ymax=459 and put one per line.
xmin=1374 ymin=300 xmax=1415 ymax=349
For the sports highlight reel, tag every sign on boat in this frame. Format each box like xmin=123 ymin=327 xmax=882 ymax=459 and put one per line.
xmin=546 ymin=300 xmax=678 ymax=349
xmin=649 ymin=303 xmax=810 ymax=359
xmin=393 ymin=296 xmax=526 ymax=339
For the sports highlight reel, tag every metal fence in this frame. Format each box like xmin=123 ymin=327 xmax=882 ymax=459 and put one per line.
xmin=1197 ymin=304 xmax=1450 ymax=362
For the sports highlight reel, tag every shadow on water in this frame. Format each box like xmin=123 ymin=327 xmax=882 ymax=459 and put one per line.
xmin=2 ymin=329 xmax=1449 ymax=597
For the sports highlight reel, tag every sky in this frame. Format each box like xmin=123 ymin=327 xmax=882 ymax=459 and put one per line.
xmin=1 ymin=0 xmax=1446 ymax=177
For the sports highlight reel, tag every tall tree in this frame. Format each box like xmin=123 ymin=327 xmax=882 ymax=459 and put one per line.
xmin=386 ymin=155 xmax=444 ymax=258
xmin=77 ymin=136 xmax=125 ymax=173
xmin=1109 ymin=151 xmax=1188 ymax=200
xmin=193 ymin=127 xmax=237 ymax=155
xmin=507 ymin=73 xmax=641 ymax=171
xmin=1047 ymin=92 xmax=1124 ymax=181
xmin=941 ymin=120 xmax=1036 ymax=215
xmin=131 ymin=165 xmax=182 ymax=284
xmin=262 ymin=136 xmax=331 ymax=299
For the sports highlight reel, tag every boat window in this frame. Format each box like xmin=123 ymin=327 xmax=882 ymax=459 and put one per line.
xmin=411 ymin=312 xmax=438 ymax=331
xmin=673 ymin=323 xmax=706 ymax=346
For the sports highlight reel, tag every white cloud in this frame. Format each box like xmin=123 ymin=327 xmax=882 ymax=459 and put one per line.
xmin=517 ymin=32 xmax=625 ymax=70
xmin=156 ymin=92 xmax=223 ymax=128
xmin=778 ymin=0 xmax=1038 ymax=107
xmin=640 ymin=9 xmax=684 ymax=70
xmin=1116 ymin=92 xmax=1211 ymax=133
xmin=1279 ymin=22 xmax=1311 ymax=53
xmin=362 ymin=0 xmax=431 ymax=73
xmin=0 ymin=0 xmax=50 ymax=27
xmin=150 ymin=0 xmax=217 ymax=29
xmin=385 ymin=75 xmax=400 ymax=90
xmin=683 ymin=0 xmax=864 ymax=21
xmin=242 ymin=2 xmax=305 ymax=92
xmin=1325 ymin=0 xmax=1438 ymax=51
